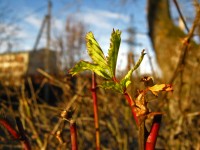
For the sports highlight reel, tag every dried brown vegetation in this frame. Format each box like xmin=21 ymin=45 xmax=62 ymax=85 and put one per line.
xmin=0 ymin=0 xmax=199 ymax=149
xmin=0 ymin=70 xmax=143 ymax=149
xmin=148 ymin=0 xmax=200 ymax=149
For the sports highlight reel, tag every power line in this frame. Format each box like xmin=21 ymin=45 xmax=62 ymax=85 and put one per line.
xmin=12 ymin=5 xmax=46 ymax=24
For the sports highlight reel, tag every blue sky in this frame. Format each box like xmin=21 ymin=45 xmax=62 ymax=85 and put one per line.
xmin=0 ymin=0 xmax=195 ymax=75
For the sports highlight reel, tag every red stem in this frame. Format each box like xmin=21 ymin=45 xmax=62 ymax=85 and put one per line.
xmin=113 ymin=76 xmax=139 ymax=126
xmin=70 ymin=120 xmax=78 ymax=150
xmin=91 ymin=72 xmax=100 ymax=150
xmin=22 ymin=140 xmax=32 ymax=150
xmin=145 ymin=114 xmax=162 ymax=150
xmin=0 ymin=118 xmax=31 ymax=150
xmin=124 ymin=92 xmax=139 ymax=126
xmin=0 ymin=118 xmax=20 ymax=139
xmin=112 ymin=76 xmax=118 ymax=83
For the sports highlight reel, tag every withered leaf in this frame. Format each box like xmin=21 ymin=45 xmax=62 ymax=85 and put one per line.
xmin=148 ymin=84 xmax=173 ymax=96
xmin=134 ymin=90 xmax=148 ymax=117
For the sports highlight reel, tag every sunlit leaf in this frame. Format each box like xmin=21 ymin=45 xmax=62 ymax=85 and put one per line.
xmin=69 ymin=60 xmax=111 ymax=79
xmin=120 ymin=69 xmax=133 ymax=90
xmin=99 ymin=81 xmax=123 ymax=93
xmin=86 ymin=32 xmax=108 ymax=69
xmin=107 ymin=29 xmax=121 ymax=77
xmin=132 ymin=49 xmax=146 ymax=71
xmin=148 ymin=84 xmax=173 ymax=96
xmin=120 ymin=50 xmax=146 ymax=90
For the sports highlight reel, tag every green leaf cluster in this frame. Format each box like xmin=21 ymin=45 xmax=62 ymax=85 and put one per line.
xmin=69 ymin=29 xmax=145 ymax=93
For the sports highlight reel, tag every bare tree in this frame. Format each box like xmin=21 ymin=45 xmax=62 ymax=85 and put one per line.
xmin=56 ymin=17 xmax=86 ymax=69
xmin=0 ymin=2 xmax=19 ymax=52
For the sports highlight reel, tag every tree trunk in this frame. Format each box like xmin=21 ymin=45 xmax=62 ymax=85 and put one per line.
xmin=147 ymin=0 xmax=188 ymax=82
xmin=147 ymin=0 xmax=200 ymax=149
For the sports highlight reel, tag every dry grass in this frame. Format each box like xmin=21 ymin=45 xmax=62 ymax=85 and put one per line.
xmin=0 ymin=67 xmax=199 ymax=149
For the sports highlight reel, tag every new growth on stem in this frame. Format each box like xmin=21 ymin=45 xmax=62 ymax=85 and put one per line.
xmin=69 ymin=29 xmax=173 ymax=150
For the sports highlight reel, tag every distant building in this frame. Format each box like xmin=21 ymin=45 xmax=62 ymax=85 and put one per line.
xmin=0 ymin=48 xmax=58 ymax=87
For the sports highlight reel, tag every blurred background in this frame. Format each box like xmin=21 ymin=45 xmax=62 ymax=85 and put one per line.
xmin=0 ymin=0 xmax=199 ymax=149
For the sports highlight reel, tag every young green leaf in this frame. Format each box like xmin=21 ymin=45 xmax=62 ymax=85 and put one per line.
xmin=69 ymin=60 xmax=111 ymax=79
xmin=132 ymin=49 xmax=146 ymax=71
xmin=120 ymin=50 xmax=146 ymax=90
xmin=107 ymin=29 xmax=121 ymax=77
xmin=120 ymin=69 xmax=134 ymax=90
xmin=86 ymin=32 xmax=108 ymax=69
xmin=99 ymin=81 xmax=124 ymax=93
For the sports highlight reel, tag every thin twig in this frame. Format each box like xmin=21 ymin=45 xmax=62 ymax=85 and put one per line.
xmin=146 ymin=49 xmax=156 ymax=78
xmin=22 ymin=114 xmax=43 ymax=148
xmin=173 ymin=0 xmax=190 ymax=32
xmin=37 ymin=68 xmax=70 ymax=90
xmin=15 ymin=117 xmax=32 ymax=150
xmin=169 ymin=3 xmax=200 ymax=84
xmin=48 ymin=82 xmax=87 ymax=143
xmin=138 ymin=121 xmax=146 ymax=150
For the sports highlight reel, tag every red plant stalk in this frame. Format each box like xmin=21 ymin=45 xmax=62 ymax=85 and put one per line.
xmin=91 ymin=72 xmax=100 ymax=150
xmin=0 ymin=118 xmax=31 ymax=150
xmin=21 ymin=140 xmax=32 ymax=150
xmin=113 ymin=76 xmax=139 ymax=126
xmin=124 ymin=92 xmax=139 ymax=126
xmin=145 ymin=114 xmax=162 ymax=150
xmin=70 ymin=120 xmax=78 ymax=150
xmin=0 ymin=118 xmax=20 ymax=139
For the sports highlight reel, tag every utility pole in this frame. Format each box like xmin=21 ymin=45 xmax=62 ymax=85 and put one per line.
xmin=44 ymin=0 xmax=51 ymax=101
xmin=124 ymin=15 xmax=136 ymax=71
xmin=31 ymin=0 xmax=52 ymax=101
xmin=45 ymin=0 xmax=51 ymax=73
xmin=33 ymin=17 xmax=46 ymax=51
